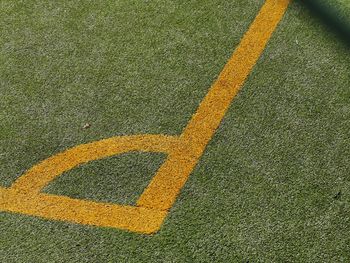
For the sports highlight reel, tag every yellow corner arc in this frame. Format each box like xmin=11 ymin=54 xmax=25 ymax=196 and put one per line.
xmin=0 ymin=0 xmax=291 ymax=234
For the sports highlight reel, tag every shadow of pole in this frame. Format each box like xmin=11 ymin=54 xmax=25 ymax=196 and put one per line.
xmin=298 ymin=0 xmax=350 ymax=46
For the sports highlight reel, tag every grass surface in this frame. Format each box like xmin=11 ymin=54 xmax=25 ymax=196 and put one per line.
xmin=1 ymin=0 xmax=350 ymax=262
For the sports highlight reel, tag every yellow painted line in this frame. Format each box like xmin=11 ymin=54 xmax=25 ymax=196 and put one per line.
xmin=11 ymin=135 xmax=180 ymax=194
xmin=0 ymin=0 xmax=290 ymax=234
xmin=138 ymin=0 xmax=291 ymax=210
xmin=0 ymin=188 xmax=167 ymax=234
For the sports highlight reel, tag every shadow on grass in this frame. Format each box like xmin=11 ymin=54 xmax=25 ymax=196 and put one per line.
xmin=298 ymin=0 xmax=350 ymax=46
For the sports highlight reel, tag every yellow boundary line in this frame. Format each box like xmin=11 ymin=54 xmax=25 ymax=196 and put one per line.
xmin=0 ymin=0 xmax=290 ymax=234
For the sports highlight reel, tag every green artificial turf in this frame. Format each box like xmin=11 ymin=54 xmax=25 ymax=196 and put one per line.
xmin=1 ymin=0 xmax=349 ymax=262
